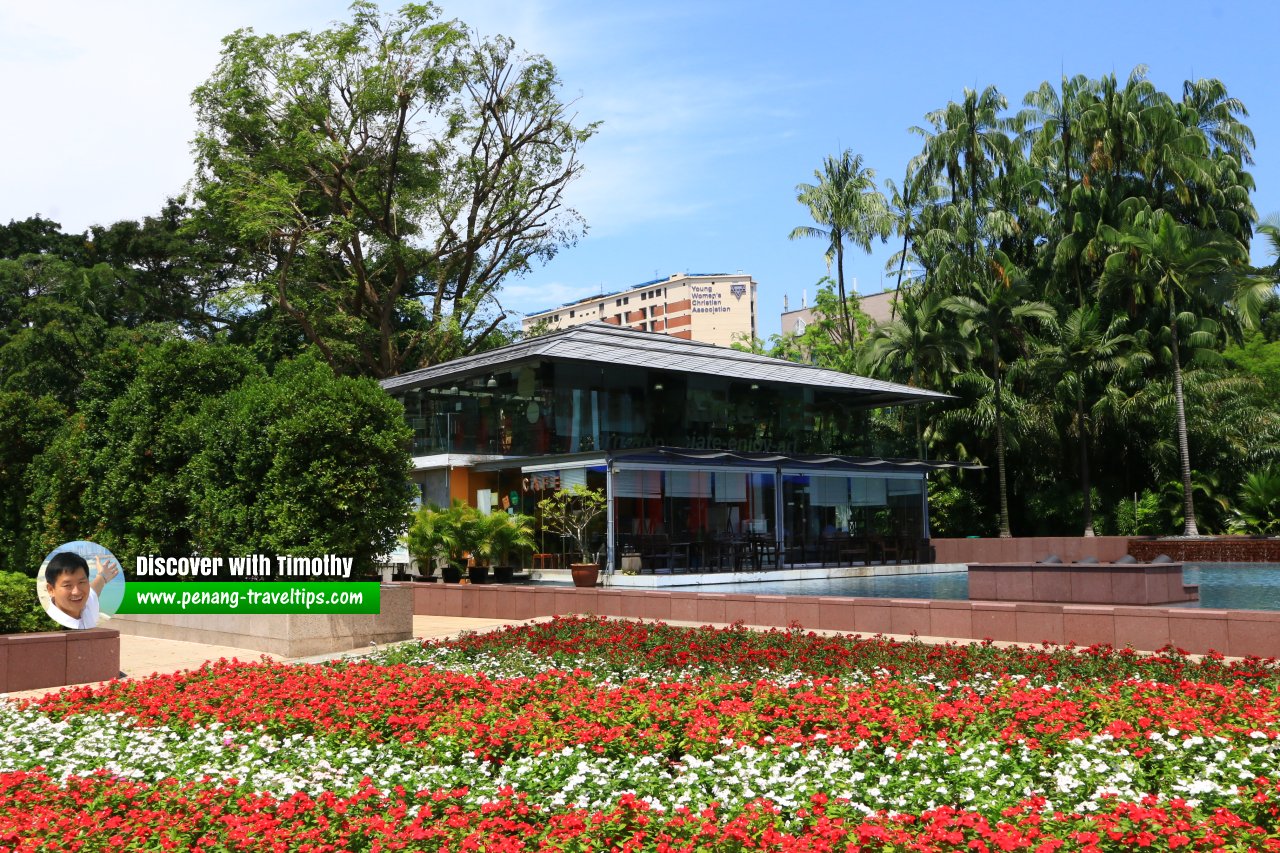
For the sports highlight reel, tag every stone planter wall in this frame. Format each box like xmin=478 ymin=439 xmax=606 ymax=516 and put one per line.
xmin=968 ymin=562 xmax=1197 ymax=605
xmin=932 ymin=537 xmax=1131 ymax=565
xmin=1 ymin=628 xmax=120 ymax=693
xmin=406 ymin=583 xmax=1280 ymax=659
xmin=109 ymin=585 xmax=413 ymax=658
xmin=932 ymin=536 xmax=1280 ymax=565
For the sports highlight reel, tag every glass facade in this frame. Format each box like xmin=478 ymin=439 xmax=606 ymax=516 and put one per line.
xmin=394 ymin=360 xmax=886 ymax=458
xmin=780 ymin=474 xmax=926 ymax=568
xmin=613 ymin=467 xmax=779 ymax=573
xmin=509 ymin=462 xmax=929 ymax=573
xmin=393 ymin=352 xmax=940 ymax=573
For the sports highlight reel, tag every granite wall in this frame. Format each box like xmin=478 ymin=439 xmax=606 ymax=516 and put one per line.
xmin=407 ymin=583 xmax=1280 ymax=659
xmin=1 ymin=628 xmax=120 ymax=693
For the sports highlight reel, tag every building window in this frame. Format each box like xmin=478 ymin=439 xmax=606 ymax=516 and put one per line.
xmin=569 ymin=310 xmax=575 ymax=318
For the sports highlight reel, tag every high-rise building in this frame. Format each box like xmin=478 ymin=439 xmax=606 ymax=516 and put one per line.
xmin=523 ymin=272 xmax=757 ymax=347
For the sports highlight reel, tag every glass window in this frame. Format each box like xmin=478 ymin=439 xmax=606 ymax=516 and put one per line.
xmin=781 ymin=473 xmax=924 ymax=566
xmin=612 ymin=467 xmax=777 ymax=572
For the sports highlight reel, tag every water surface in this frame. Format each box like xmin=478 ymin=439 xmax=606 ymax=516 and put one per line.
xmin=689 ymin=562 xmax=1280 ymax=611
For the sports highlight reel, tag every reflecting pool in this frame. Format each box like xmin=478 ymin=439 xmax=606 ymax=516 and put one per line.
xmin=1182 ymin=563 xmax=1280 ymax=610
xmin=694 ymin=572 xmax=968 ymax=600
xmin=688 ymin=562 xmax=1280 ymax=611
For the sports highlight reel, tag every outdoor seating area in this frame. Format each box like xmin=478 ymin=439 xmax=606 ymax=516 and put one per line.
xmin=615 ymin=531 xmax=930 ymax=574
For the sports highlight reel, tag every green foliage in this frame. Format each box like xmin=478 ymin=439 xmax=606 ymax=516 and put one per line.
xmin=1224 ymin=329 xmax=1280 ymax=397
xmin=0 ymin=393 xmax=66 ymax=575
xmin=33 ymin=340 xmax=263 ymax=563
xmin=926 ymin=476 xmax=994 ymax=538
xmin=24 ymin=343 xmax=412 ymax=578
xmin=850 ymin=69 xmax=1275 ymax=536
xmin=0 ymin=571 xmax=60 ymax=634
xmin=1112 ymin=490 xmax=1164 ymax=536
xmin=183 ymin=354 xmax=413 ymax=576
xmin=538 ymin=486 xmax=606 ymax=564
xmin=1227 ymin=465 xmax=1280 ymax=535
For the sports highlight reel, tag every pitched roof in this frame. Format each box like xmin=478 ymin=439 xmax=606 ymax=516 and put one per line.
xmin=380 ymin=322 xmax=948 ymax=406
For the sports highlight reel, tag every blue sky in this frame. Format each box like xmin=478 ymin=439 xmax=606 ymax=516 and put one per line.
xmin=2 ymin=0 xmax=1277 ymax=339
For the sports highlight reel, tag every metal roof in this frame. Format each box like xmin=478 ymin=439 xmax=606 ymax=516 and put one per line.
xmin=380 ymin=322 xmax=949 ymax=406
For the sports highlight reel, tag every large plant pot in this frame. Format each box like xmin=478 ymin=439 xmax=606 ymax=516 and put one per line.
xmin=570 ymin=563 xmax=600 ymax=588
xmin=492 ymin=565 xmax=515 ymax=584
xmin=441 ymin=564 xmax=463 ymax=584
xmin=468 ymin=565 xmax=491 ymax=585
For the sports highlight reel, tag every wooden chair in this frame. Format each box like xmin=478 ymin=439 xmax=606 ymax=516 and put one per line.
xmin=838 ymin=536 xmax=871 ymax=566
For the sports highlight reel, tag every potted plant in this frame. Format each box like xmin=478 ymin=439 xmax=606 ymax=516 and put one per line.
xmin=474 ymin=511 xmax=536 ymax=583
xmin=539 ymin=485 xmax=606 ymax=588
xmin=407 ymin=500 xmax=479 ymax=584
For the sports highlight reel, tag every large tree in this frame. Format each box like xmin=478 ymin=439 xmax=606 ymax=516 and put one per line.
xmin=191 ymin=2 xmax=597 ymax=378
xmin=1101 ymin=209 xmax=1263 ymax=535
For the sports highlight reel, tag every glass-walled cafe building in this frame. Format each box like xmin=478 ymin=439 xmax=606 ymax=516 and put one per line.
xmin=380 ymin=323 xmax=967 ymax=573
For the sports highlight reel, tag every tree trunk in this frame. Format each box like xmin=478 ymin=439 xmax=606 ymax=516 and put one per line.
xmin=1078 ymin=396 xmax=1095 ymax=537
xmin=993 ymin=344 xmax=1012 ymax=538
xmin=835 ymin=240 xmax=853 ymax=344
xmin=890 ymin=233 xmax=909 ymax=321
xmin=1170 ymin=306 xmax=1199 ymax=536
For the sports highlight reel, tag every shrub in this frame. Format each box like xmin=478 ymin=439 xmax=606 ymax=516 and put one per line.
xmin=0 ymin=571 xmax=60 ymax=634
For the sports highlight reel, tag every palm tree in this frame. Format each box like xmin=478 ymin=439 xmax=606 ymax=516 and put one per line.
xmin=1182 ymin=77 xmax=1256 ymax=166
xmin=861 ymin=290 xmax=968 ymax=457
xmin=913 ymin=86 xmax=1014 ymax=261
xmin=1136 ymin=98 xmax=1212 ymax=212
xmin=1080 ymin=67 xmax=1157 ymax=189
xmin=944 ymin=253 xmax=1055 ymax=538
xmin=1101 ymin=209 xmax=1263 ymax=535
xmin=883 ymin=160 xmax=942 ymax=319
xmin=1021 ymin=73 xmax=1095 ymax=306
xmin=1031 ymin=306 xmax=1146 ymax=536
xmin=789 ymin=150 xmax=891 ymax=342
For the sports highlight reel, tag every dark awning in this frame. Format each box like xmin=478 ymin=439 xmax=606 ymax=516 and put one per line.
xmin=470 ymin=446 xmax=982 ymax=474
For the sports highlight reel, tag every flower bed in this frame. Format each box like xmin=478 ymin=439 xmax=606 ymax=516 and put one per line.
xmin=3 ymin=617 xmax=1280 ymax=850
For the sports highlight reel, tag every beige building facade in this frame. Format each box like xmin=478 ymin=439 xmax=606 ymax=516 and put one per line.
xmin=523 ymin=272 xmax=757 ymax=348
xmin=780 ymin=288 xmax=898 ymax=336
